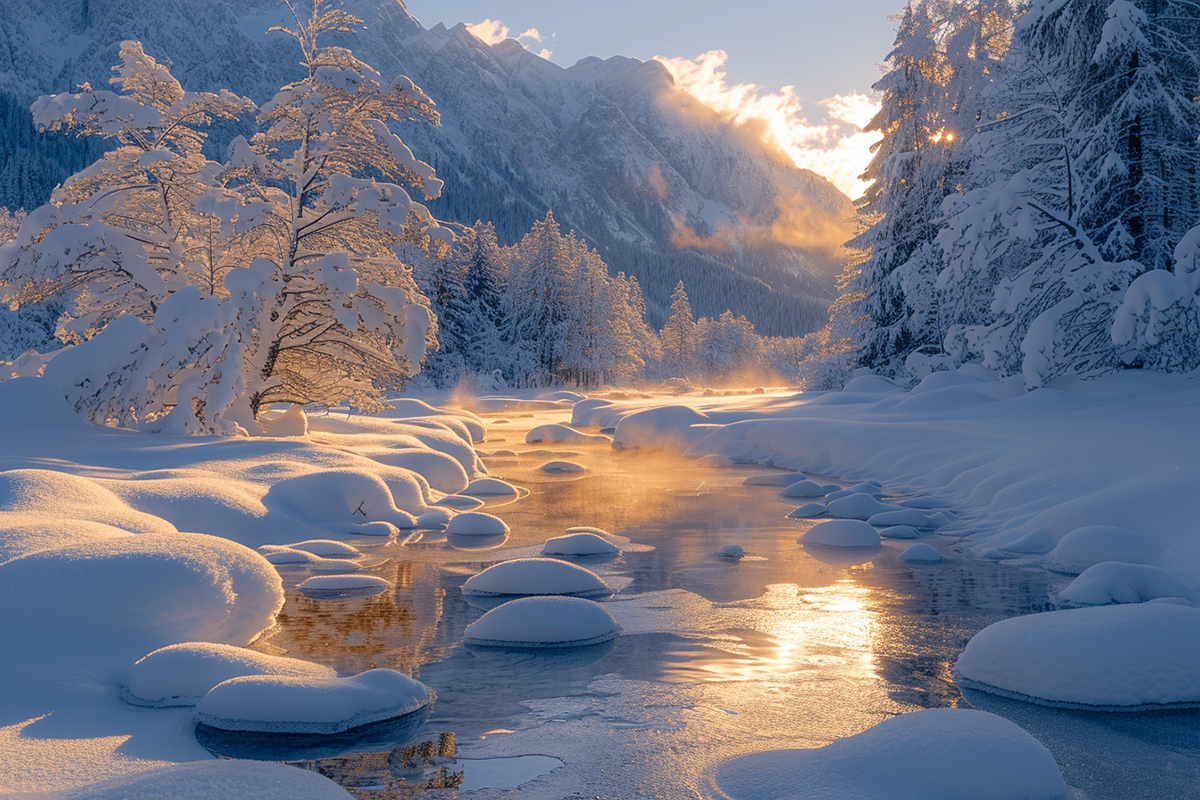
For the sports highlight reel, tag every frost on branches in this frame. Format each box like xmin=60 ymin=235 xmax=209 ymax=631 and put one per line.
xmin=0 ymin=1 xmax=448 ymax=434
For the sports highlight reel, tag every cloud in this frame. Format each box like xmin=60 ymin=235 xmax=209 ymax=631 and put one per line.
xmin=465 ymin=19 xmax=555 ymax=59
xmin=653 ymin=50 xmax=880 ymax=199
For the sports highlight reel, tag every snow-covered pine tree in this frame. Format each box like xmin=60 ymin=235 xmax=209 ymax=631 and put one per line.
xmin=661 ymin=280 xmax=698 ymax=377
xmin=696 ymin=310 xmax=763 ymax=382
xmin=506 ymin=210 xmax=574 ymax=386
xmin=459 ymin=220 xmax=510 ymax=382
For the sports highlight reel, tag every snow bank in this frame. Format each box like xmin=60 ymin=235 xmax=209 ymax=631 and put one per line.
xmin=525 ymin=424 xmax=610 ymax=444
xmin=462 ymin=558 xmax=611 ymax=597
xmin=197 ymin=669 xmax=434 ymax=734
xmin=461 ymin=477 xmax=519 ymax=496
xmin=800 ymin=519 xmax=881 ymax=548
xmin=125 ymin=643 xmax=335 ymax=707
xmin=463 ymin=596 xmax=621 ymax=647
xmin=299 ymin=574 xmax=393 ymax=598
xmin=712 ymin=708 xmax=1067 ymax=800
xmin=0 ymin=532 xmax=282 ymax=649
xmin=780 ymin=479 xmax=826 ymax=498
xmin=612 ymin=406 xmax=712 ymax=450
xmin=1057 ymin=562 xmax=1193 ymax=606
xmin=1045 ymin=525 xmax=1156 ymax=574
xmin=542 ymin=532 xmax=620 ymax=557
xmin=49 ymin=761 xmax=353 ymax=800
xmin=445 ymin=511 xmax=510 ymax=536
xmin=955 ymin=604 xmax=1200 ymax=709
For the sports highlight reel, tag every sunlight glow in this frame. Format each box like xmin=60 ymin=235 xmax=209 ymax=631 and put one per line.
xmin=466 ymin=18 xmax=553 ymax=59
xmin=654 ymin=51 xmax=881 ymax=199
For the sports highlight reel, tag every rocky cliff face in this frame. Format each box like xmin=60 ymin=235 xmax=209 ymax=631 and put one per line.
xmin=0 ymin=0 xmax=851 ymax=335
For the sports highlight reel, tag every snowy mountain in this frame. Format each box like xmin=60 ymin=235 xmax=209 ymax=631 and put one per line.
xmin=0 ymin=0 xmax=853 ymax=335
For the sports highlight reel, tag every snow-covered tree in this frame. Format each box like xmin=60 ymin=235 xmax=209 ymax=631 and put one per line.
xmin=661 ymin=280 xmax=698 ymax=377
xmin=506 ymin=210 xmax=574 ymax=385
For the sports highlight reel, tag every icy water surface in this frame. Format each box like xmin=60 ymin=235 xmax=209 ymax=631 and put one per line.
xmin=251 ymin=406 xmax=1200 ymax=799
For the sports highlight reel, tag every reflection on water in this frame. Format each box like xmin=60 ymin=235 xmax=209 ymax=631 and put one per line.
xmin=253 ymin=407 xmax=1200 ymax=799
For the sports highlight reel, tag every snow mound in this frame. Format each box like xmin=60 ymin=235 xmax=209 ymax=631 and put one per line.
xmin=258 ymin=404 xmax=308 ymax=437
xmin=867 ymin=509 xmax=939 ymax=529
xmin=696 ymin=453 xmax=735 ymax=468
xmin=612 ymin=405 xmax=712 ymax=450
xmin=300 ymin=574 xmax=393 ymax=598
xmin=825 ymin=493 xmax=894 ymax=520
xmin=525 ymin=424 xmax=609 ymax=444
xmin=462 ymin=558 xmax=611 ymax=597
xmin=197 ymin=668 xmax=434 ymax=734
xmin=879 ymin=525 xmax=920 ymax=539
xmin=436 ymin=494 xmax=485 ymax=510
xmin=285 ymin=540 xmax=361 ymax=558
xmin=570 ymin=398 xmax=620 ymax=427
xmin=898 ymin=544 xmax=945 ymax=564
xmin=801 ymin=520 xmax=882 ymax=548
xmin=415 ymin=507 xmax=453 ymax=530
xmin=264 ymin=470 xmax=418 ymax=530
xmin=955 ymin=604 xmax=1200 ymax=709
xmin=372 ymin=449 xmax=469 ymax=494
xmin=1000 ymin=528 xmax=1056 ymax=555
xmin=744 ymin=473 xmax=804 ymax=487
xmin=786 ymin=503 xmax=827 ymax=519
xmin=259 ymin=547 xmax=362 ymax=572
xmin=1046 ymin=525 xmax=1157 ymax=574
xmin=538 ymin=460 xmax=586 ymax=474
xmin=125 ymin=643 xmax=335 ymax=707
xmin=445 ymin=511 xmax=510 ymax=536
xmin=463 ymin=595 xmax=621 ymax=648
xmin=460 ymin=477 xmax=519 ymax=497
xmin=713 ymin=708 xmax=1066 ymax=800
xmin=1056 ymin=562 xmax=1193 ymax=606
xmin=541 ymin=532 xmax=620 ymax=557
xmin=825 ymin=483 xmax=883 ymax=501
xmin=0 ymin=532 xmax=282 ymax=649
xmin=780 ymin=479 xmax=826 ymax=498
xmin=715 ymin=544 xmax=745 ymax=559
xmin=52 ymin=761 xmax=353 ymax=800
xmin=841 ymin=374 xmax=904 ymax=393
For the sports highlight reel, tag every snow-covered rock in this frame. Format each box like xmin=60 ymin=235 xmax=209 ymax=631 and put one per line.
xmin=462 ymin=558 xmax=611 ymax=597
xmin=898 ymin=544 xmax=946 ymax=564
xmin=712 ymin=708 xmax=1067 ymax=800
xmin=1056 ymin=562 xmax=1193 ymax=607
xmin=878 ymin=525 xmax=920 ymax=539
xmin=460 ymin=477 xmax=520 ymax=497
xmin=867 ymin=509 xmax=939 ymax=529
xmin=463 ymin=596 xmax=621 ymax=647
xmin=435 ymin=494 xmax=485 ymax=510
xmin=780 ymin=479 xmax=826 ymax=498
xmin=541 ymin=532 xmax=621 ymax=557
xmin=125 ymin=643 xmax=335 ymax=708
xmin=715 ymin=544 xmax=745 ymax=559
xmin=825 ymin=493 xmax=895 ymax=520
xmin=955 ymin=604 xmax=1200 ymax=709
xmin=197 ymin=669 xmax=434 ymax=734
xmin=1046 ymin=525 xmax=1157 ymax=574
xmin=445 ymin=511 xmax=510 ymax=536
xmin=299 ymin=574 xmax=393 ymax=599
xmin=538 ymin=460 xmax=586 ymax=474
xmin=284 ymin=540 xmax=361 ymax=558
xmin=263 ymin=470 xmax=419 ymax=530
xmin=526 ymin=424 xmax=610 ymax=444
xmin=786 ymin=503 xmax=827 ymax=519
xmin=612 ymin=406 xmax=713 ymax=450
xmin=800 ymin=519 xmax=882 ymax=548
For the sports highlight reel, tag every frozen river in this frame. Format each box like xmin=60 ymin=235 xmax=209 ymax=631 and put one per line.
xmin=250 ymin=403 xmax=1200 ymax=799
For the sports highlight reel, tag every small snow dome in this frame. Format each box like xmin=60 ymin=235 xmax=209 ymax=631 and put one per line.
xmin=462 ymin=558 xmax=611 ymax=597
xmin=460 ymin=477 xmax=520 ymax=497
xmin=464 ymin=595 xmax=621 ymax=648
xmin=299 ymin=574 xmax=393 ymax=599
xmin=786 ymin=503 xmax=826 ymax=519
xmin=542 ymin=532 xmax=620 ymax=557
xmin=126 ymin=643 xmax=336 ymax=708
xmin=286 ymin=540 xmax=361 ymax=558
xmin=715 ymin=544 xmax=745 ymax=559
xmin=445 ymin=511 xmax=510 ymax=536
xmin=898 ymin=544 xmax=945 ymax=564
xmin=801 ymin=519 xmax=882 ymax=548
xmin=526 ymin=424 xmax=608 ymax=444
xmin=825 ymin=493 xmax=893 ymax=520
xmin=1046 ymin=525 xmax=1157 ymax=574
xmin=867 ymin=509 xmax=939 ymax=529
xmin=1057 ymin=562 xmax=1193 ymax=606
xmin=435 ymin=494 xmax=485 ymax=510
xmin=878 ymin=525 xmax=920 ymax=539
xmin=780 ymin=479 xmax=826 ymax=498
xmin=197 ymin=669 xmax=434 ymax=735
xmin=538 ymin=460 xmax=586 ymax=474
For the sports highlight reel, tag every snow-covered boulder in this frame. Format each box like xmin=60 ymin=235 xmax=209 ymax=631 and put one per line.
xmin=955 ymin=604 xmax=1200 ymax=709
xmin=1045 ymin=525 xmax=1157 ymax=574
xmin=801 ymin=519 xmax=882 ymax=548
xmin=462 ymin=558 xmax=611 ymax=597
xmin=825 ymin=493 xmax=894 ymax=520
xmin=263 ymin=469 xmax=418 ymax=530
xmin=878 ymin=525 xmax=920 ymax=539
xmin=825 ymin=483 xmax=883 ymax=500
xmin=460 ymin=477 xmax=519 ymax=497
xmin=435 ymin=494 xmax=485 ymax=510
xmin=415 ymin=507 xmax=454 ymax=530
xmin=1056 ymin=562 xmax=1193 ymax=607
xmin=445 ymin=511 xmax=510 ymax=536
xmin=299 ymin=574 xmax=393 ymax=599
xmin=898 ymin=544 xmax=945 ymax=564
xmin=463 ymin=596 xmax=621 ymax=647
xmin=541 ymin=532 xmax=620 ymax=557
xmin=786 ymin=503 xmax=826 ymax=519
xmin=197 ymin=669 xmax=434 ymax=734
xmin=867 ymin=509 xmax=939 ymax=529
xmin=538 ymin=460 xmax=586 ymax=474
xmin=715 ymin=544 xmax=745 ymax=559
xmin=712 ymin=708 xmax=1067 ymax=800
xmin=526 ymin=424 xmax=609 ymax=444
xmin=780 ymin=479 xmax=826 ymax=498
xmin=372 ymin=449 xmax=470 ymax=494
xmin=125 ymin=643 xmax=335 ymax=708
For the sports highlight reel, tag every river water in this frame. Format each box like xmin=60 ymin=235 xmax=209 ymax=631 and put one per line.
xmin=249 ymin=403 xmax=1200 ymax=799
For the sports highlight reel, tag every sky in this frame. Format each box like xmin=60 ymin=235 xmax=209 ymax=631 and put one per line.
xmin=403 ymin=0 xmax=905 ymax=198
